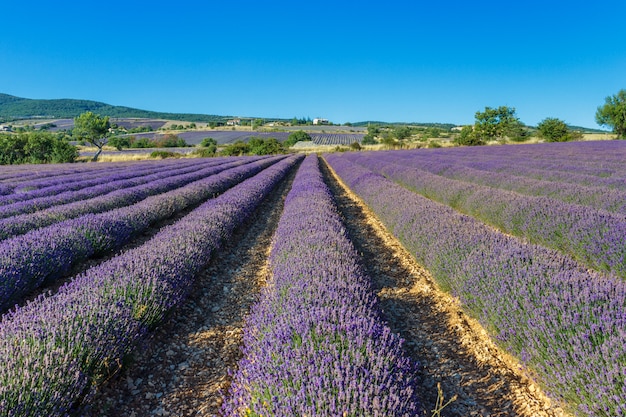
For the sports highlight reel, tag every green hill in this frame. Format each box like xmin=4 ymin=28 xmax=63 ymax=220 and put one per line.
xmin=0 ymin=93 xmax=230 ymax=123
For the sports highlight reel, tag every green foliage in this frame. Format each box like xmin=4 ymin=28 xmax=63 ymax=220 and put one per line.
xmin=108 ymin=136 xmax=132 ymax=150
xmin=473 ymin=106 xmax=526 ymax=142
xmin=73 ymin=111 xmax=111 ymax=161
xmin=537 ymin=118 xmax=575 ymax=142
xmin=220 ymin=141 xmax=250 ymax=156
xmin=0 ymin=93 xmax=228 ymax=123
xmin=154 ymin=134 xmax=188 ymax=148
xmin=130 ymin=137 xmax=153 ymax=148
xmin=367 ymin=124 xmax=381 ymax=136
xmin=149 ymin=150 xmax=182 ymax=159
xmin=380 ymin=134 xmax=398 ymax=147
xmin=248 ymin=137 xmax=286 ymax=155
xmin=193 ymin=145 xmax=217 ymax=157
xmin=200 ymin=137 xmax=217 ymax=147
xmin=0 ymin=132 xmax=78 ymax=164
xmin=290 ymin=116 xmax=312 ymax=125
xmin=361 ymin=134 xmax=377 ymax=145
xmin=393 ymin=126 xmax=412 ymax=140
xmin=252 ymin=119 xmax=264 ymax=129
xmin=453 ymin=125 xmax=484 ymax=146
xmin=596 ymin=89 xmax=626 ymax=138
xmin=349 ymin=141 xmax=362 ymax=150
xmin=285 ymin=130 xmax=311 ymax=147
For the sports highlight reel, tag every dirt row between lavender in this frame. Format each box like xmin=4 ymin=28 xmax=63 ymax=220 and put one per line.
xmin=80 ymin=155 xmax=569 ymax=417
xmin=80 ymin=163 xmax=299 ymax=417
xmin=320 ymin=157 xmax=568 ymax=417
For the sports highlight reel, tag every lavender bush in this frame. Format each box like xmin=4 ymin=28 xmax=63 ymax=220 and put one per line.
xmin=325 ymin=154 xmax=626 ymax=416
xmin=0 ymin=157 xmax=264 ymax=240
xmin=340 ymin=151 xmax=626 ymax=279
xmin=224 ymin=155 xmax=420 ymax=416
xmin=0 ymin=158 xmax=238 ymax=219
xmin=0 ymin=155 xmax=300 ymax=417
xmin=0 ymin=158 xmax=203 ymax=205
xmin=0 ymin=156 xmax=285 ymax=313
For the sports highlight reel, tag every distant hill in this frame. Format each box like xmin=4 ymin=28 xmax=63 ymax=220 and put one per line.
xmin=0 ymin=93 xmax=231 ymax=123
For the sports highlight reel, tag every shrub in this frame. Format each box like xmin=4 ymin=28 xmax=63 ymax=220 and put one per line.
xmin=284 ymin=130 xmax=311 ymax=147
xmin=192 ymin=146 xmax=217 ymax=157
xmin=200 ymin=137 xmax=217 ymax=147
xmin=150 ymin=150 xmax=181 ymax=159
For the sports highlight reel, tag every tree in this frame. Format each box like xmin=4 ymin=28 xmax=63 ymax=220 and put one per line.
xmin=200 ymin=137 xmax=217 ymax=147
xmin=284 ymin=130 xmax=311 ymax=147
xmin=473 ymin=106 xmax=525 ymax=142
xmin=393 ymin=126 xmax=412 ymax=140
xmin=248 ymin=137 xmax=285 ymax=155
xmin=0 ymin=132 xmax=78 ymax=164
xmin=596 ymin=89 xmax=626 ymax=138
xmin=454 ymin=125 xmax=484 ymax=146
xmin=220 ymin=141 xmax=250 ymax=156
xmin=73 ymin=111 xmax=111 ymax=161
xmin=108 ymin=136 xmax=132 ymax=150
xmin=536 ymin=117 xmax=579 ymax=142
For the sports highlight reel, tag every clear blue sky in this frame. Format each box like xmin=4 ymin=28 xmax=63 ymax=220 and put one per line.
xmin=1 ymin=1 xmax=624 ymax=127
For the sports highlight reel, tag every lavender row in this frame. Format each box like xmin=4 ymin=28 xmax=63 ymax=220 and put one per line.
xmin=433 ymin=141 xmax=626 ymax=177
xmin=374 ymin=149 xmax=626 ymax=214
xmin=0 ymin=158 xmax=259 ymax=240
xmin=0 ymin=159 xmax=160 ymax=187
xmin=5 ymin=158 xmax=206 ymax=195
xmin=326 ymin=154 xmax=626 ymax=416
xmin=0 ymin=156 xmax=284 ymax=313
xmin=342 ymin=152 xmax=626 ymax=279
xmin=391 ymin=141 xmax=626 ymax=181
xmin=224 ymin=155 xmax=420 ymax=416
xmin=0 ymin=155 xmax=300 ymax=417
xmin=0 ymin=158 xmax=237 ymax=219
xmin=0 ymin=158 xmax=208 ymax=206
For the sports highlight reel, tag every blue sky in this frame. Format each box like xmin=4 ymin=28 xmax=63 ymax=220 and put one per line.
xmin=1 ymin=1 xmax=624 ymax=127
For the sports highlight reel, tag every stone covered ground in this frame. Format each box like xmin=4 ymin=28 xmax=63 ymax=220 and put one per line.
xmin=80 ymin=159 xmax=567 ymax=417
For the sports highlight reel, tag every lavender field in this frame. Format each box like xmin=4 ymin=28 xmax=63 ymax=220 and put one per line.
xmin=326 ymin=140 xmax=626 ymax=417
xmin=0 ymin=140 xmax=623 ymax=416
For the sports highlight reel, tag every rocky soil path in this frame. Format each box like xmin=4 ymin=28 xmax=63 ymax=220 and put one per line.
xmin=320 ymin=158 xmax=568 ymax=417
xmin=78 ymin=157 xmax=570 ymax=417
xmin=80 ymin=165 xmax=298 ymax=417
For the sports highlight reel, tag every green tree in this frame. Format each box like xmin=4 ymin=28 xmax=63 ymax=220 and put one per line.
xmin=73 ymin=111 xmax=111 ymax=161
xmin=361 ymin=134 xmax=377 ymax=145
xmin=108 ymin=136 xmax=132 ymax=150
xmin=0 ymin=132 xmax=77 ymax=164
xmin=454 ymin=125 xmax=484 ymax=146
xmin=200 ymin=137 xmax=217 ymax=147
xmin=220 ymin=141 xmax=250 ymax=156
xmin=393 ymin=126 xmax=412 ymax=140
xmin=284 ymin=130 xmax=311 ymax=147
xmin=596 ymin=89 xmax=626 ymax=138
xmin=51 ymin=139 xmax=79 ymax=163
xmin=248 ymin=137 xmax=285 ymax=155
xmin=537 ymin=118 xmax=572 ymax=142
xmin=252 ymin=119 xmax=264 ymax=130
xmin=473 ymin=106 xmax=525 ymax=142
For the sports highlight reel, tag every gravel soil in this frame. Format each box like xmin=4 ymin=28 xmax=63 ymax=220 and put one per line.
xmin=320 ymin=157 xmax=569 ymax=417
xmin=80 ymin=164 xmax=298 ymax=417
xmin=77 ymin=156 xmax=571 ymax=417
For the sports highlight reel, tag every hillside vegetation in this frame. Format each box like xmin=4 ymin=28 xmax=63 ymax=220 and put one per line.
xmin=0 ymin=93 xmax=228 ymax=123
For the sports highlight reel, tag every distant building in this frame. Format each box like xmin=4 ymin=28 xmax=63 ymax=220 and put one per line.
xmin=0 ymin=125 xmax=12 ymax=132
xmin=226 ymin=118 xmax=241 ymax=126
xmin=313 ymin=118 xmax=329 ymax=125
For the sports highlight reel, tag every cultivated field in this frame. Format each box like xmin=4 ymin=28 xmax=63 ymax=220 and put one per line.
xmin=0 ymin=140 xmax=624 ymax=416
